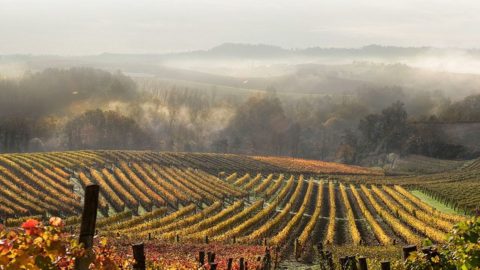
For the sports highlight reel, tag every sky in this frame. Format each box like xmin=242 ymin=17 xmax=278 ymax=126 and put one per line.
xmin=1 ymin=0 xmax=479 ymax=55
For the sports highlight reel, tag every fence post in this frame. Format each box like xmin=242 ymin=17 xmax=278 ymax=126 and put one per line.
xmin=132 ymin=243 xmax=146 ymax=270
xmin=326 ymin=252 xmax=334 ymax=270
xmin=294 ymin=238 xmax=300 ymax=260
xmin=74 ymin=184 xmax=99 ymax=270
xmin=402 ymin=245 xmax=417 ymax=260
xmin=240 ymin=257 xmax=245 ymax=270
xmin=339 ymin=257 xmax=347 ymax=270
xmin=264 ymin=248 xmax=271 ymax=270
xmin=227 ymin=258 xmax=233 ymax=270
xmin=199 ymin=251 xmax=205 ymax=266
xmin=358 ymin=257 xmax=368 ymax=270
xmin=348 ymin=256 xmax=358 ymax=270
xmin=380 ymin=261 xmax=391 ymax=270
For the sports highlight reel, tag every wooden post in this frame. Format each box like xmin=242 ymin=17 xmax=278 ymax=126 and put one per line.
xmin=380 ymin=261 xmax=390 ymax=270
xmin=132 ymin=243 xmax=146 ymax=270
xmin=148 ymin=233 xmax=151 ymax=240
xmin=339 ymin=257 xmax=347 ymax=270
xmin=327 ymin=252 xmax=334 ymax=270
xmin=264 ymin=248 xmax=271 ymax=270
xmin=421 ymin=246 xmax=439 ymax=261
xmin=75 ymin=184 xmax=99 ymax=270
xmin=294 ymin=238 xmax=300 ymax=259
xmin=348 ymin=256 xmax=358 ymax=270
xmin=358 ymin=257 xmax=368 ymax=270
xmin=240 ymin=257 xmax=245 ymax=270
xmin=175 ymin=234 xmax=180 ymax=243
xmin=205 ymin=235 xmax=209 ymax=244
xmin=227 ymin=258 xmax=233 ymax=270
xmin=233 ymin=236 xmax=236 ymax=244
xmin=210 ymin=262 xmax=218 ymax=270
xmin=199 ymin=251 xmax=205 ymax=266
xmin=402 ymin=245 xmax=417 ymax=260
xmin=316 ymin=242 xmax=324 ymax=252
xmin=211 ymin=252 xmax=216 ymax=263
xmin=207 ymin=252 xmax=212 ymax=263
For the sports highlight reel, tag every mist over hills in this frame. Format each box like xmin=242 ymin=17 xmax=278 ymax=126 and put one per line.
xmin=3 ymin=43 xmax=480 ymax=99
xmin=87 ymin=43 xmax=480 ymax=59
xmin=1 ymin=43 xmax=480 ymax=163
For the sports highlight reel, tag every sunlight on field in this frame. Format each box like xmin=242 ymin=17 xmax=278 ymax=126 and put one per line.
xmin=410 ymin=190 xmax=461 ymax=215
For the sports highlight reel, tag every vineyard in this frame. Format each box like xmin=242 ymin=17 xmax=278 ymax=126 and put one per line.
xmin=0 ymin=150 xmax=475 ymax=269
xmin=340 ymin=157 xmax=480 ymax=215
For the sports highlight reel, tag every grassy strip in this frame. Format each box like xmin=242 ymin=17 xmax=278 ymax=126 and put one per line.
xmin=410 ymin=190 xmax=462 ymax=215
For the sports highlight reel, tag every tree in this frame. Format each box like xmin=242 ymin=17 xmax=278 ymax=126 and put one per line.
xmin=0 ymin=117 xmax=31 ymax=153
xmin=440 ymin=94 xmax=480 ymax=122
xmin=358 ymin=101 xmax=411 ymax=154
xmin=64 ymin=109 xmax=151 ymax=150
xmin=222 ymin=94 xmax=291 ymax=155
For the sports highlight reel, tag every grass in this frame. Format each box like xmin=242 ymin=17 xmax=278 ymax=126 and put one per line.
xmin=410 ymin=190 xmax=462 ymax=214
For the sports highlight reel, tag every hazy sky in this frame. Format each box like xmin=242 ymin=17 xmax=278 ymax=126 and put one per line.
xmin=1 ymin=0 xmax=479 ymax=55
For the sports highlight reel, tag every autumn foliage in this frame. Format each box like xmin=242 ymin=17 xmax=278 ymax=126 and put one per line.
xmin=252 ymin=155 xmax=383 ymax=175
xmin=0 ymin=218 xmax=265 ymax=270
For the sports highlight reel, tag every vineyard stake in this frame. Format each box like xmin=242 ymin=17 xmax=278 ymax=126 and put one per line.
xmin=358 ymin=257 xmax=368 ymax=270
xmin=402 ymin=245 xmax=417 ymax=260
xmin=316 ymin=242 xmax=324 ymax=252
xmin=199 ymin=251 xmax=205 ymax=266
xmin=240 ymin=257 xmax=245 ymax=270
xmin=263 ymin=248 xmax=271 ymax=270
xmin=348 ymin=256 xmax=358 ymax=270
xmin=74 ymin=184 xmax=99 ymax=270
xmin=294 ymin=238 xmax=300 ymax=260
xmin=132 ymin=243 xmax=146 ymax=270
xmin=380 ymin=261 xmax=390 ymax=270
xmin=339 ymin=257 xmax=347 ymax=270
xmin=227 ymin=258 xmax=233 ymax=270
xmin=326 ymin=252 xmax=334 ymax=270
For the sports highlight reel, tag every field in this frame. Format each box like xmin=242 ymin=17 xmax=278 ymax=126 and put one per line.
xmin=0 ymin=150 xmax=476 ymax=269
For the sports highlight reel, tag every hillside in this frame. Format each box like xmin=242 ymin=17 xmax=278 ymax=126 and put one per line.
xmin=0 ymin=150 xmax=475 ymax=269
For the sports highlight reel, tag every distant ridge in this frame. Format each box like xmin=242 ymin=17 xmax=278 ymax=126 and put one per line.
xmin=3 ymin=43 xmax=480 ymax=59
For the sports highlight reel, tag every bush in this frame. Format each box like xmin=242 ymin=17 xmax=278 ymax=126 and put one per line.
xmin=0 ymin=218 xmax=121 ymax=270
xmin=406 ymin=217 xmax=480 ymax=269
